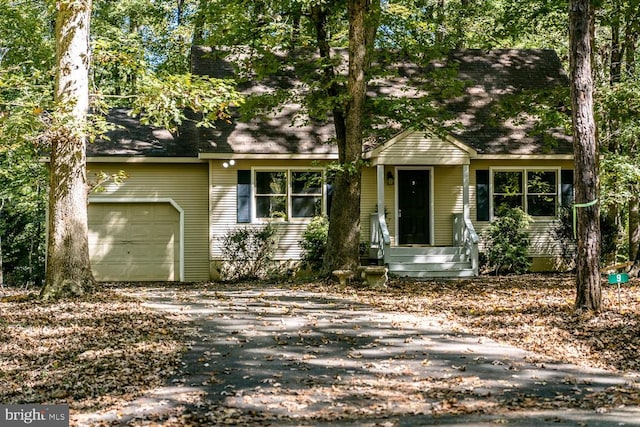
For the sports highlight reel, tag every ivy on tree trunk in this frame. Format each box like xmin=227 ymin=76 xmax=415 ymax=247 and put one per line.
xmin=41 ymin=0 xmax=96 ymax=300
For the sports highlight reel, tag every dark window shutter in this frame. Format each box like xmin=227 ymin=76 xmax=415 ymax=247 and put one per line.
xmin=326 ymin=182 xmax=333 ymax=217
xmin=561 ymin=170 xmax=574 ymax=207
xmin=237 ymin=170 xmax=251 ymax=223
xmin=476 ymin=170 xmax=490 ymax=221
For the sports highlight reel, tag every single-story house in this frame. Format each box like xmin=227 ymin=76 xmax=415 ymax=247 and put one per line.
xmin=86 ymin=47 xmax=574 ymax=281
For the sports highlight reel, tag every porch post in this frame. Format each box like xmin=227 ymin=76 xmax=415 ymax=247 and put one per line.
xmin=377 ymin=164 xmax=385 ymax=215
xmin=463 ymin=164 xmax=470 ymax=220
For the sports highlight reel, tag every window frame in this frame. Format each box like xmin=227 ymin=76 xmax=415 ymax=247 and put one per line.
xmin=252 ymin=167 xmax=325 ymax=222
xmin=489 ymin=167 xmax=561 ymax=219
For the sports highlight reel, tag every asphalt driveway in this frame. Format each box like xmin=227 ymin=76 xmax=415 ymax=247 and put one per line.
xmin=77 ymin=285 xmax=640 ymax=426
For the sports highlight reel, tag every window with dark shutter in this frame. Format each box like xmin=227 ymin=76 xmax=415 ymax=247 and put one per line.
xmin=237 ymin=170 xmax=251 ymax=223
xmin=561 ymin=170 xmax=574 ymax=207
xmin=476 ymin=170 xmax=489 ymax=221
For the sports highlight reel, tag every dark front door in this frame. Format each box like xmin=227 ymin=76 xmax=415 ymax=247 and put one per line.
xmin=398 ymin=169 xmax=431 ymax=245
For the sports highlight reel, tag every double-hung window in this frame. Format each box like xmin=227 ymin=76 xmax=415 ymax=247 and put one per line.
xmin=254 ymin=169 xmax=323 ymax=220
xmin=492 ymin=168 xmax=559 ymax=218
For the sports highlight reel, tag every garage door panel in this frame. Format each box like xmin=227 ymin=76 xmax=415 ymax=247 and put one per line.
xmin=88 ymin=202 xmax=180 ymax=281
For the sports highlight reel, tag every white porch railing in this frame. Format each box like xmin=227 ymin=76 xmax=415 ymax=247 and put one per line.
xmin=370 ymin=213 xmax=391 ymax=264
xmin=453 ymin=213 xmax=479 ymax=275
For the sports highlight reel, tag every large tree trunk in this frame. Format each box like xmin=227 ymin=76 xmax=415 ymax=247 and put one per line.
xmin=569 ymin=0 xmax=601 ymax=312
xmin=321 ymin=0 xmax=379 ymax=275
xmin=41 ymin=0 xmax=96 ymax=300
xmin=629 ymin=196 xmax=640 ymax=277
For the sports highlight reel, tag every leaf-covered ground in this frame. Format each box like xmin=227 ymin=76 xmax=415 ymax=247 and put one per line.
xmin=1 ymin=274 xmax=639 ymax=425
xmin=330 ymin=274 xmax=640 ymax=374
xmin=0 ymin=289 xmax=187 ymax=415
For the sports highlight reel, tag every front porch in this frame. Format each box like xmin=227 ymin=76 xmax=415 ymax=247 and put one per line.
xmin=362 ymin=130 xmax=480 ymax=279
xmin=367 ymin=163 xmax=479 ymax=279
xmin=370 ymin=213 xmax=479 ymax=279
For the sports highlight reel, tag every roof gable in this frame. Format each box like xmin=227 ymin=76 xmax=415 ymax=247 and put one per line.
xmin=364 ymin=130 xmax=477 ymax=165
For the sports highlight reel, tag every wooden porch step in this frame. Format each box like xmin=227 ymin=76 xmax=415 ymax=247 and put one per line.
xmin=387 ymin=254 xmax=468 ymax=263
xmin=381 ymin=246 xmax=477 ymax=279
xmin=386 ymin=246 xmax=468 ymax=264
xmin=388 ymin=268 xmax=477 ymax=279
xmin=390 ymin=246 xmax=465 ymax=255
xmin=389 ymin=261 xmax=472 ymax=272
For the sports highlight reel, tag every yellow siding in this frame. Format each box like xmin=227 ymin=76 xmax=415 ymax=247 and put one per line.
xmin=359 ymin=165 xmax=463 ymax=247
xmin=88 ymin=162 xmax=210 ymax=281
xmin=433 ymin=166 xmax=463 ymax=246
xmin=374 ymin=131 xmax=471 ymax=165
xmin=360 ymin=166 xmax=377 ymax=245
xmin=470 ymin=159 xmax=574 ymax=267
xmin=209 ymin=159 xmax=333 ymax=266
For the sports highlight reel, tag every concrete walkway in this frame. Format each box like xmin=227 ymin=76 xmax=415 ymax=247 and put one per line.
xmin=77 ymin=286 xmax=640 ymax=426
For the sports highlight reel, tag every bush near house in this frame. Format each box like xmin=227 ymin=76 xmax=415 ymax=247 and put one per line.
xmin=482 ymin=207 xmax=532 ymax=275
xmin=300 ymin=215 xmax=329 ymax=272
xmin=219 ymin=223 xmax=278 ymax=281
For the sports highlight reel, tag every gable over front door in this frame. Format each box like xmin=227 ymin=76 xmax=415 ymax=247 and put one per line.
xmin=397 ymin=168 xmax=432 ymax=245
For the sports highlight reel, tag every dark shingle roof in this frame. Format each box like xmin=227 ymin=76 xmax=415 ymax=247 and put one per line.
xmin=87 ymin=108 xmax=199 ymax=157
xmin=442 ymin=49 xmax=572 ymax=155
xmin=89 ymin=47 xmax=571 ymax=158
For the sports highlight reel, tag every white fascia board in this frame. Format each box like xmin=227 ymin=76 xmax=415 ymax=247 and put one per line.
xmin=198 ymin=153 xmax=338 ymax=160
xmin=86 ymin=157 xmax=205 ymax=164
xmin=475 ymin=154 xmax=574 ymax=160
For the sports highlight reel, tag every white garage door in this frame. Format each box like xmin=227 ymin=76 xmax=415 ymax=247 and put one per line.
xmin=88 ymin=202 xmax=180 ymax=281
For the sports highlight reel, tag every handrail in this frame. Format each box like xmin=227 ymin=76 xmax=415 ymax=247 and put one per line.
xmin=370 ymin=213 xmax=391 ymax=263
xmin=463 ymin=216 xmax=480 ymax=244
xmin=463 ymin=216 xmax=479 ymax=275
xmin=454 ymin=213 xmax=479 ymax=275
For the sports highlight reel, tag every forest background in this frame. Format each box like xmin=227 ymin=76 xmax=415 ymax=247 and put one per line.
xmin=1 ymin=0 xmax=639 ymax=287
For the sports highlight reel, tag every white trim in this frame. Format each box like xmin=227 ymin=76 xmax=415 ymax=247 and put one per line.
xmin=394 ymin=166 xmax=434 ymax=246
xmin=86 ymin=157 xmax=205 ymax=164
xmin=443 ymin=134 xmax=478 ymax=157
xmin=88 ymin=196 xmax=185 ymax=281
xmin=250 ymin=166 xmax=326 ymax=223
xmin=200 ymin=153 xmax=338 ymax=160
xmin=477 ymin=154 xmax=574 ymax=160
xmin=489 ymin=166 xmax=562 ymax=220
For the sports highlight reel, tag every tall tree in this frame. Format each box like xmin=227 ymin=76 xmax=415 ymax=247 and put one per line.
xmin=317 ymin=0 xmax=379 ymax=274
xmin=41 ymin=0 xmax=96 ymax=300
xmin=569 ymin=0 xmax=601 ymax=311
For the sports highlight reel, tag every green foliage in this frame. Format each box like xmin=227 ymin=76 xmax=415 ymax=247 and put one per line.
xmin=482 ymin=207 xmax=532 ymax=275
xmin=131 ymin=73 xmax=244 ymax=131
xmin=0 ymin=65 xmax=51 ymax=287
xmin=0 ymin=0 xmax=54 ymax=69
xmin=552 ymin=205 xmax=621 ymax=269
xmin=601 ymin=153 xmax=640 ymax=207
xmin=552 ymin=206 xmax=576 ymax=270
xmin=300 ymin=215 xmax=329 ymax=271
xmin=219 ymin=224 xmax=279 ymax=281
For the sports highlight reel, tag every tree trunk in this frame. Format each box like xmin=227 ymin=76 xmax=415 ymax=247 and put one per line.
xmin=0 ymin=233 xmax=3 ymax=286
xmin=192 ymin=0 xmax=207 ymax=46
xmin=0 ymin=200 xmax=4 ymax=285
xmin=569 ymin=0 xmax=601 ymax=312
xmin=629 ymin=196 xmax=640 ymax=277
xmin=604 ymin=3 xmax=623 ymax=264
xmin=321 ymin=0 xmax=379 ymax=275
xmin=41 ymin=0 xmax=96 ymax=300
